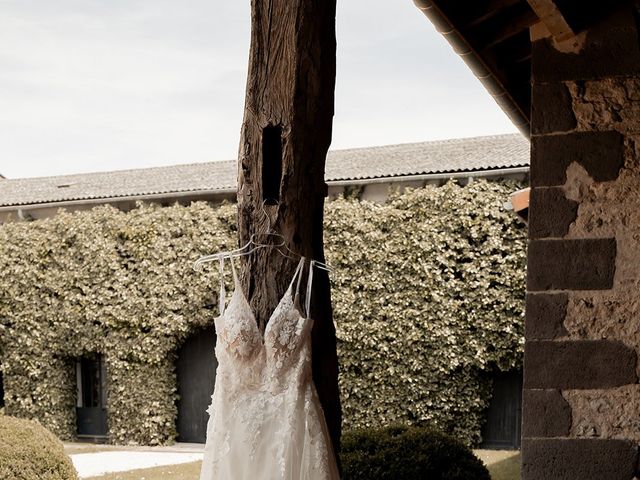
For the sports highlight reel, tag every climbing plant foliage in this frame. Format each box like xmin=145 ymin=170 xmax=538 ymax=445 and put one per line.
xmin=326 ymin=181 xmax=527 ymax=444
xmin=0 ymin=180 xmax=526 ymax=445
xmin=0 ymin=202 xmax=237 ymax=445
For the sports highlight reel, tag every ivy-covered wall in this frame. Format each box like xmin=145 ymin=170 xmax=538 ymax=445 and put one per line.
xmin=0 ymin=180 xmax=526 ymax=445
xmin=327 ymin=181 xmax=527 ymax=444
xmin=0 ymin=202 xmax=237 ymax=444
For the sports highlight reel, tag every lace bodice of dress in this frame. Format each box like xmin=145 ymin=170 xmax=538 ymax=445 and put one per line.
xmin=214 ymin=256 xmax=313 ymax=386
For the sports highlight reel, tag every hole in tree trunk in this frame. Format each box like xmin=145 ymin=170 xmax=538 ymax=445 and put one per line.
xmin=262 ymin=125 xmax=283 ymax=205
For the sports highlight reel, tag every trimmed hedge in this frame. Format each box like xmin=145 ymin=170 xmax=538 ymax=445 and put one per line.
xmin=0 ymin=414 xmax=78 ymax=480
xmin=341 ymin=424 xmax=490 ymax=480
xmin=0 ymin=180 xmax=526 ymax=445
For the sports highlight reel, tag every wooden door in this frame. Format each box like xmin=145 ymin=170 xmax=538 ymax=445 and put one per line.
xmin=481 ymin=370 xmax=523 ymax=449
xmin=76 ymin=354 xmax=108 ymax=438
xmin=176 ymin=326 xmax=217 ymax=443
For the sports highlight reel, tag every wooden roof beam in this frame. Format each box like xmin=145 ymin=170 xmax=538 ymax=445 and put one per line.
xmin=476 ymin=7 xmax=539 ymax=49
xmin=526 ymin=0 xmax=576 ymax=42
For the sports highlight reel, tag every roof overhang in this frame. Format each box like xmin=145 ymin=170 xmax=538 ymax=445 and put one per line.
xmin=415 ymin=0 xmax=630 ymax=137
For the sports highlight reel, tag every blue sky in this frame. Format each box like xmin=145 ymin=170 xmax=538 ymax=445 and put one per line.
xmin=0 ymin=0 xmax=517 ymax=179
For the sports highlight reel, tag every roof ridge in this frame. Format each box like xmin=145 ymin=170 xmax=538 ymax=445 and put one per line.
xmin=2 ymin=159 xmax=237 ymax=183
xmin=327 ymin=132 xmax=523 ymax=155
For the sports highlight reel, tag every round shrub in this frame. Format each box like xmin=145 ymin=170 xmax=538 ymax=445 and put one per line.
xmin=0 ymin=415 xmax=78 ymax=480
xmin=341 ymin=424 xmax=490 ymax=480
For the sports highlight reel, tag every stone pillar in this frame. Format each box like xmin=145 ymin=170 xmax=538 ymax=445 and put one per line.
xmin=523 ymin=4 xmax=640 ymax=479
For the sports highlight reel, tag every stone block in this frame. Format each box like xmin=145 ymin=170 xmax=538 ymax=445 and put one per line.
xmin=522 ymin=438 xmax=638 ymax=480
xmin=528 ymin=187 xmax=578 ymax=239
xmin=522 ymin=389 xmax=571 ymax=437
xmin=525 ymin=293 xmax=568 ymax=339
xmin=524 ymin=340 xmax=638 ymax=389
xmin=531 ymin=82 xmax=577 ymax=135
xmin=531 ymin=131 xmax=624 ymax=187
xmin=527 ymin=238 xmax=616 ymax=291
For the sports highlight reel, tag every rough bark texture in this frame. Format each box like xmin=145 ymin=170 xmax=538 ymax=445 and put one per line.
xmin=236 ymin=0 xmax=341 ymax=456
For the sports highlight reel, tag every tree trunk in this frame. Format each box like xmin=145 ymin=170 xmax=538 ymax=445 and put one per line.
xmin=236 ymin=0 xmax=341 ymax=456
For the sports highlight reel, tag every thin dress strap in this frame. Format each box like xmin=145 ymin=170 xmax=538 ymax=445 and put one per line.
xmin=229 ymin=255 xmax=240 ymax=289
xmin=294 ymin=257 xmax=305 ymax=300
xmin=219 ymin=256 xmax=241 ymax=317
xmin=289 ymin=256 xmax=305 ymax=294
xmin=305 ymin=260 xmax=314 ymax=318
xmin=218 ymin=257 xmax=226 ymax=316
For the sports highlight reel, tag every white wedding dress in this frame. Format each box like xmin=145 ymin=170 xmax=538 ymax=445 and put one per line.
xmin=200 ymin=256 xmax=340 ymax=480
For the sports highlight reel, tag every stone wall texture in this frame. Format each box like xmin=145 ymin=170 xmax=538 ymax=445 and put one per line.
xmin=524 ymin=3 xmax=640 ymax=479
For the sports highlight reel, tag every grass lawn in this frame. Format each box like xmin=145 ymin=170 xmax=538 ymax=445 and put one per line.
xmin=81 ymin=451 xmax=521 ymax=480
xmin=85 ymin=461 xmax=202 ymax=480
xmin=476 ymin=450 xmax=521 ymax=480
